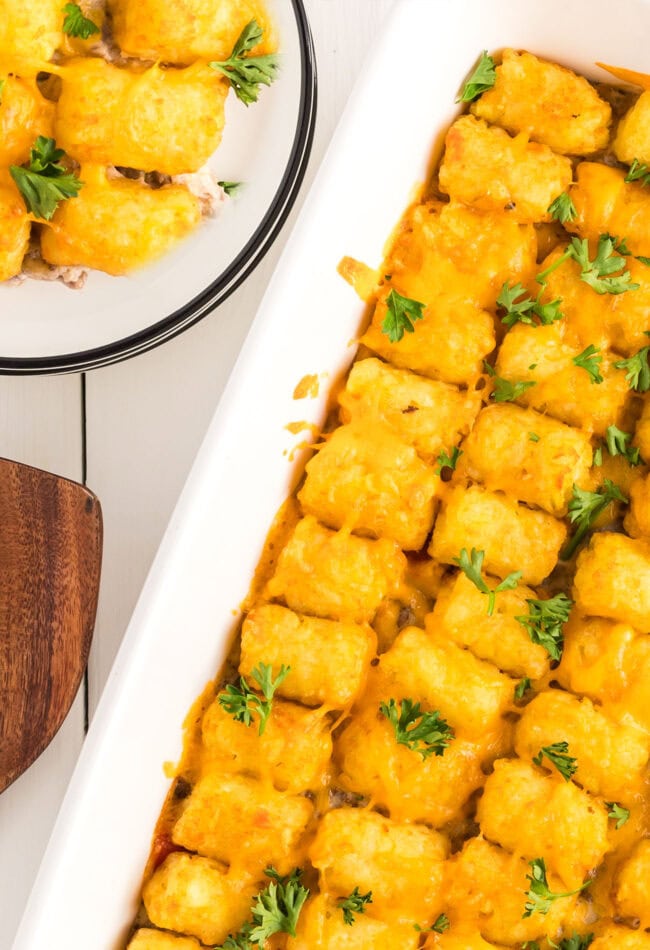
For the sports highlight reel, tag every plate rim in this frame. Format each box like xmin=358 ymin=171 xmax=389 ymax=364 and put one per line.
xmin=0 ymin=0 xmax=317 ymax=377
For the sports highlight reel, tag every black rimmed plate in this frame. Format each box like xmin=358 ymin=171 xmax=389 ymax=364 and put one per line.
xmin=0 ymin=0 xmax=316 ymax=374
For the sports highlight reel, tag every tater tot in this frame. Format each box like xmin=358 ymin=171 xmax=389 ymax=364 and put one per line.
xmin=472 ymin=49 xmax=611 ymax=155
xmin=55 ymin=59 xmax=229 ymax=175
xmin=461 ymin=404 xmax=592 ymax=515
xmin=267 ymin=516 xmax=406 ymax=623
xmin=615 ymin=91 xmax=650 ymax=165
xmin=0 ymin=174 xmax=30 ymax=281
xmin=591 ymin=929 xmax=650 ymax=950
xmin=201 ymin=696 xmax=332 ymax=792
xmin=429 ymin=484 xmax=566 ymax=585
xmin=310 ymin=808 xmax=447 ymax=926
xmin=573 ymin=532 xmax=650 ymax=631
xmin=339 ymin=358 xmax=481 ymax=464
xmin=624 ymin=471 xmax=650 ymax=540
xmin=127 ymin=931 xmax=201 ymax=950
xmin=427 ymin=573 xmax=550 ymax=679
xmin=172 ymin=772 xmax=313 ymax=875
xmin=287 ymin=894 xmax=419 ymax=950
xmin=0 ymin=76 xmax=54 ymax=166
xmin=616 ymin=840 xmax=650 ymax=928
xmin=0 ymin=0 xmax=63 ymax=60
xmin=495 ymin=322 xmax=630 ymax=435
xmin=477 ymin=758 xmax=609 ymax=889
xmin=567 ymin=162 xmax=650 ymax=258
xmin=439 ymin=115 xmax=572 ymax=222
xmin=142 ymin=853 xmax=255 ymax=946
xmin=240 ymin=604 xmax=376 ymax=708
xmin=515 ymin=690 xmax=649 ymax=802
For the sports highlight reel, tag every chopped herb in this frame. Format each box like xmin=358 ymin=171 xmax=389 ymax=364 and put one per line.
xmin=62 ymin=2 xmax=100 ymax=38
xmin=533 ymin=741 xmax=578 ymax=782
xmin=337 ymin=888 xmax=373 ymax=925
xmin=515 ymin=677 xmax=532 ymax=700
xmin=562 ymin=480 xmax=629 ymax=560
xmin=454 ymin=546 xmax=522 ymax=616
xmin=10 ymin=136 xmax=83 ymax=220
xmin=381 ymin=288 xmax=426 ymax=343
xmin=380 ymin=697 xmax=454 ymax=759
xmin=515 ymin=593 xmax=572 ymax=662
xmin=614 ymin=334 xmax=650 ymax=391
xmin=210 ymin=20 xmax=280 ymax=105
xmin=497 ymin=281 xmax=563 ymax=328
xmin=218 ymin=180 xmax=243 ymax=196
xmin=548 ymin=192 xmax=577 ymax=224
xmin=606 ymin=801 xmax=630 ymax=829
xmin=457 ymin=50 xmax=496 ymax=102
xmin=572 ymin=344 xmax=603 ymax=384
xmin=523 ymin=858 xmax=591 ymax=917
xmin=602 ymin=424 xmax=642 ymax=466
xmin=529 ymin=432 xmax=540 ymax=442
xmin=215 ymin=932 xmax=253 ymax=950
xmin=414 ymin=914 xmax=451 ymax=935
xmin=593 ymin=446 xmax=603 ymax=466
xmin=248 ymin=869 xmax=309 ymax=941
xmin=537 ymin=235 xmax=640 ymax=296
xmin=637 ymin=256 xmax=650 ymax=266
xmin=625 ymin=158 xmax=650 ymax=187
xmin=549 ymin=934 xmax=595 ymax=950
xmin=218 ymin=663 xmax=290 ymax=735
xmin=484 ymin=361 xmax=536 ymax=403
xmin=435 ymin=446 xmax=462 ymax=475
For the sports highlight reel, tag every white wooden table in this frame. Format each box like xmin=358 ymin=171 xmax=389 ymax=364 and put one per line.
xmin=1 ymin=1 xmax=395 ymax=945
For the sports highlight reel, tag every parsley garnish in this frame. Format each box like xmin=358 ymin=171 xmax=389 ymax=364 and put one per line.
xmin=457 ymin=50 xmax=497 ymax=102
xmin=435 ymin=446 xmax=462 ymax=475
xmin=381 ymin=289 xmax=426 ymax=343
xmin=10 ymin=136 xmax=83 ymax=221
xmin=537 ymin=235 xmax=640 ymax=296
xmin=216 ymin=934 xmax=253 ymax=950
xmin=484 ymin=361 xmax=536 ymax=403
xmin=218 ymin=180 xmax=243 ymax=196
xmin=614 ymin=333 xmax=650 ymax=391
xmin=549 ymin=933 xmax=594 ymax=950
xmin=62 ymin=3 xmax=100 ymax=38
xmin=562 ymin=480 xmax=628 ymax=559
xmin=625 ymin=158 xmax=650 ymax=187
xmin=210 ymin=20 xmax=280 ymax=105
xmin=533 ymin=741 xmax=578 ymax=782
xmin=248 ymin=869 xmax=309 ymax=941
xmin=572 ymin=344 xmax=603 ymax=383
xmin=515 ymin=677 xmax=532 ymax=700
xmin=548 ymin=192 xmax=577 ymax=224
xmin=218 ymin=663 xmax=290 ymax=735
xmin=523 ymin=858 xmax=591 ymax=917
xmin=529 ymin=432 xmax=540 ymax=442
xmin=515 ymin=593 xmax=572 ymax=662
xmin=414 ymin=914 xmax=451 ymax=935
xmin=454 ymin=547 xmax=522 ymax=616
xmin=497 ymin=281 xmax=563 ymax=328
xmin=599 ymin=425 xmax=642 ymax=466
xmin=337 ymin=888 xmax=373 ymax=925
xmin=606 ymin=801 xmax=630 ymax=829
xmin=380 ymin=698 xmax=454 ymax=759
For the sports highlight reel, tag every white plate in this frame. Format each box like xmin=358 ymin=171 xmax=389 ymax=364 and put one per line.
xmin=13 ymin=0 xmax=649 ymax=946
xmin=0 ymin=0 xmax=316 ymax=374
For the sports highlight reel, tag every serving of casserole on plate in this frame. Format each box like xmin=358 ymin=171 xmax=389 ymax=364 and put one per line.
xmin=13 ymin=1 xmax=650 ymax=948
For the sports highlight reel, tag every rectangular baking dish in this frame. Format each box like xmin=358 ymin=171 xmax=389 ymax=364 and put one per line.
xmin=14 ymin=0 xmax=650 ymax=946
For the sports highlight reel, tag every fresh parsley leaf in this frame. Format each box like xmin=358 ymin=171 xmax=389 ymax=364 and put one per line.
xmin=549 ymin=933 xmax=595 ymax=950
xmin=431 ymin=913 xmax=450 ymax=934
xmin=457 ymin=50 xmax=497 ymax=102
xmin=380 ymin=697 xmax=454 ymax=759
xmin=602 ymin=424 xmax=642 ymax=466
xmin=337 ymin=887 xmax=373 ymax=925
xmin=529 ymin=432 xmax=540 ymax=442
xmin=593 ymin=446 xmax=603 ymax=466
xmin=606 ymin=801 xmax=630 ymax=829
xmin=572 ymin=344 xmax=603 ymax=384
xmin=215 ymin=931 xmax=253 ymax=950
xmin=614 ymin=334 xmax=650 ymax=392
xmin=10 ymin=136 xmax=83 ymax=220
xmin=218 ymin=663 xmax=290 ymax=735
xmin=562 ymin=480 xmax=628 ymax=559
xmin=248 ymin=870 xmax=309 ymax=941
xmin=548 ymin=192 xmax=577 ymax=224
xmin=637 ymin=255 xmax=650 ymax=266
xmin=625 ymin=158 xmax=650 ymax=187
xmin=533 ymin=740 xmax=578 ymax=782
xmin=210 ymin=20 xmax=279 ymax=105
xmin=453 ymin=546 xmax=522 ymax=616
xmin=62 ymin=3 xmax=100 ymax=38
xmin=484 ymin=361 xmax=536 ymax=403
xmin=523 ymin=858 xmax=591 ymax=917
xmin=515 ymin=677 xmax=532 ymax=700
xmin=572 ymin=235 xmax=640 ymax=295
xmin=381 ymin=288 xmax=426 ymax=343
xmin=515 ymin=593 xmax=572 ymax=662
xmin=497 ymin=281 xmax=563 ymax=328
xmin=218 ymin=180 xmax=243 ymax=196
xmin=435 ymin=446 xmax=462 ymax=475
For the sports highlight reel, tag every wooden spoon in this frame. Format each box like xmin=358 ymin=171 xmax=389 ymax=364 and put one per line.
xmin=0 ymin=458 xmax=102 ymax=793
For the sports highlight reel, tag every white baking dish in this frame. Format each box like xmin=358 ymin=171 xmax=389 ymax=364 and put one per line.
xmin=13 ymin=0 xmax=650 ymax=946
